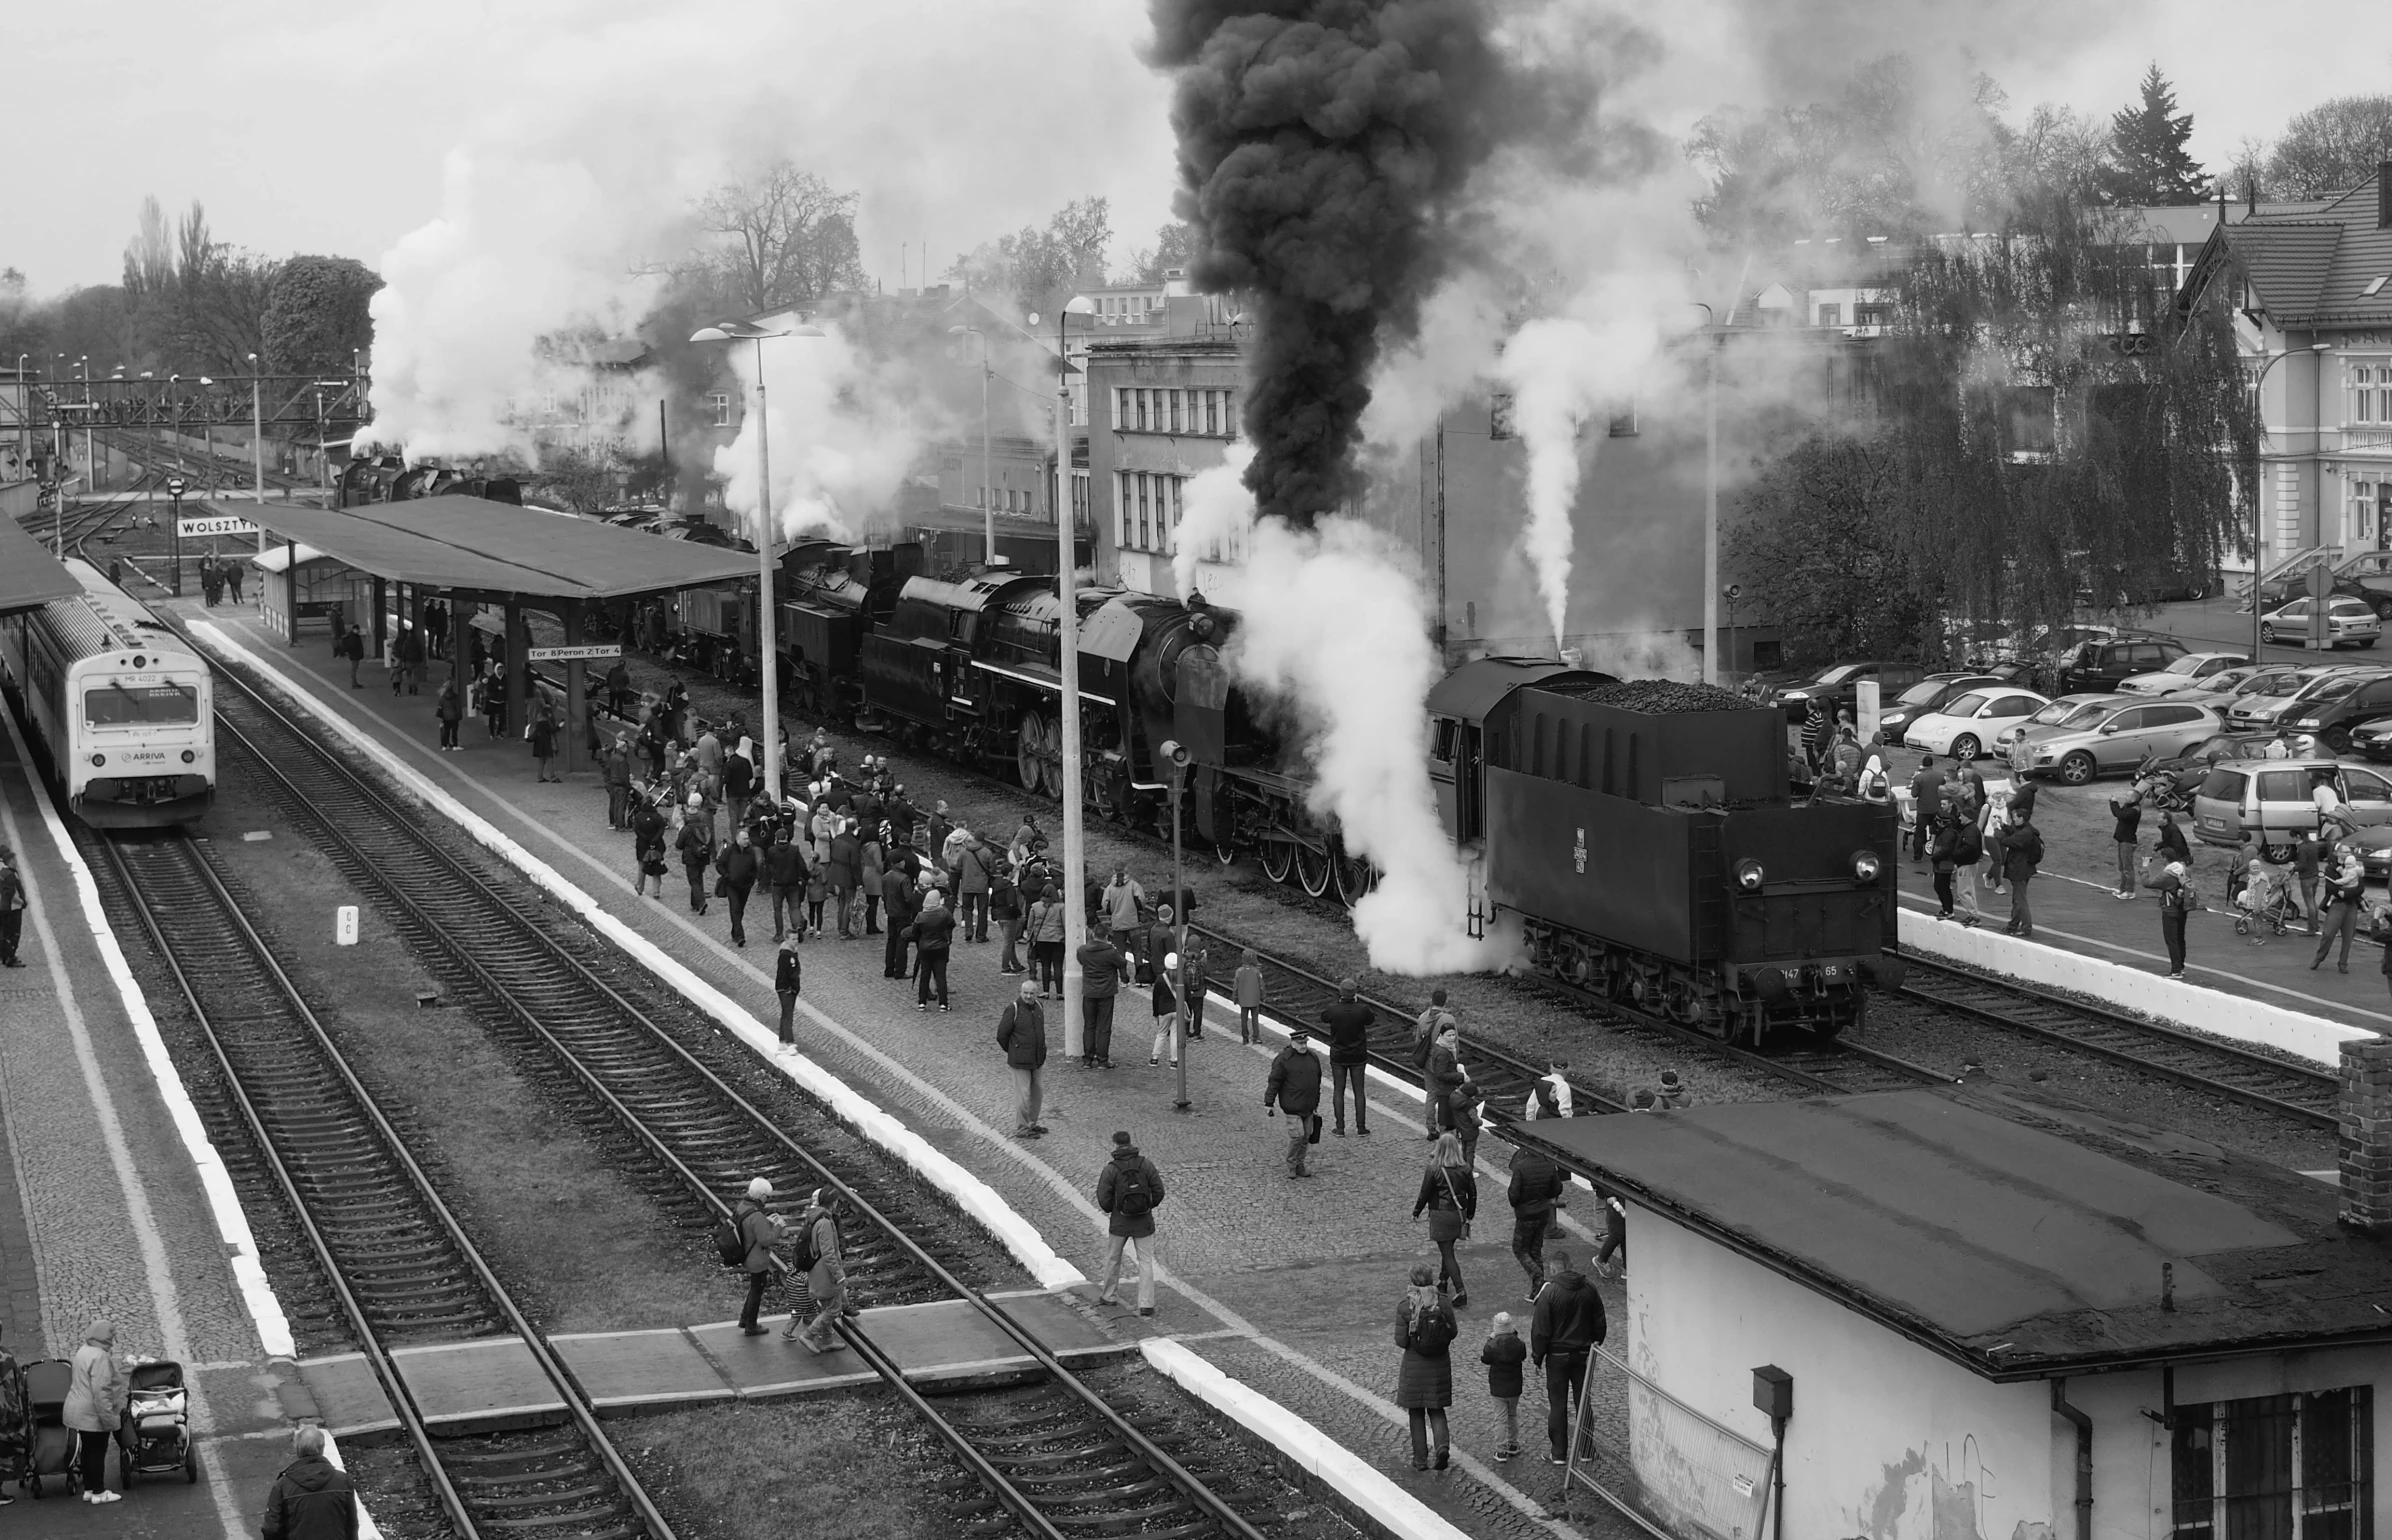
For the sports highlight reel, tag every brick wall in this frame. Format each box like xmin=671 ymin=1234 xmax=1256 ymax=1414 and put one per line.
xmin=2337 ymin=1037 xmax=2392 ymax=1228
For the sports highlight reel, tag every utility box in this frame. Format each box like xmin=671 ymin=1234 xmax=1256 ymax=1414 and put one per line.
xmin=1753 ymin=1364 xmax=1793 ymax=1423
xmin=336 ymin=905 xmax=359 ymax=947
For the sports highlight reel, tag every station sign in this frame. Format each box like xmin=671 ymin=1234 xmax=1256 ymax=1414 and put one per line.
xmin=177 ymin=515 xmax=258 ymax=538
xmin=526 ymin=644 xmax=622 ymax=663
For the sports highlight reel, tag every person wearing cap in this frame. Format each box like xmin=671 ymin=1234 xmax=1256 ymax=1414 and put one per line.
xmin=1094 ymin=1131 xmax=1165 ymax=1315
xmin=773 ymin=930 xmax=803 ymax=1048
xmin=1653 ymin=1070 xmax=1686 ymax=1111
xmin=1150 ymin=950 xmax=1181 ymax=1067
xmin=63 ymin=1317 xmax=125 ymax=1501
xmin=260 ymin=1425 xmax=358 ymax=1539
xmin=1319 ymin=979 xmax=1375 ymax=1135
xmin=786 ymin=1189 xmax=852 ymax=1352
xmin=732 ymin=1177 xmax=786 ymax=1336
xmin=997 ymin=979 xmax=1049 ymax=1138
xmin=1264 ymin=1026 xmax=1324 ymax=1177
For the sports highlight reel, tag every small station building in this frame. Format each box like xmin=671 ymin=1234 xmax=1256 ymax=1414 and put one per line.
xmin=209 ymin=496 xmax=753 ymax=770
xmin=1534 ymin=1056 xmax=2392 ymax=1540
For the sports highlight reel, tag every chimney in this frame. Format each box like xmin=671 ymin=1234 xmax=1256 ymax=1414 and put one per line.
xmin=2379 ymin=160 xmax=2390 ymax=230
xmin=2337 ymin=1038 xmax=2392 ymax=1228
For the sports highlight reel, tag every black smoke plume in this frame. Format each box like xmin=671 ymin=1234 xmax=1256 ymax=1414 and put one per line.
xmin=1149 ymin=0 xmax=1514 ymax=527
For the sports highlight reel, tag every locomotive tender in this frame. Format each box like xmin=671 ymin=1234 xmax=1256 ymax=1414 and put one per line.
xmin=665 ymin=548 xmax=1904 ymax=1038
xmin=0 ymin=560 xmax=215 ymax=828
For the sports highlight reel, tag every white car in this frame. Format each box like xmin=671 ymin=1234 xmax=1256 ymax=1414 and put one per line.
xmin=1902 ymin=687 xmax=2052 ymax=761
xmin=2117 ymin=651 xmax=2252 ymax=696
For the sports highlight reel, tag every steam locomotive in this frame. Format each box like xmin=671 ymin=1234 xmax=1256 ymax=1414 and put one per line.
xmin=338 ymin=455 xmax=523 ymax=507
xmin=667 ymin=544 xmax=1902 ymax=1041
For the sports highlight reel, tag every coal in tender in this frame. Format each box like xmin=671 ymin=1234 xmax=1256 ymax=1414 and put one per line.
xmin=1567 ymin=679 xmax=1754 ymax=714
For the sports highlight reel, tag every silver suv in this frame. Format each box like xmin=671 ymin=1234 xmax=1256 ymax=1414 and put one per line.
xmin=2012 ymin=699 xmax=2223 ymax=785
xmin=2193 ymin=756 xmax=2392 ymax=855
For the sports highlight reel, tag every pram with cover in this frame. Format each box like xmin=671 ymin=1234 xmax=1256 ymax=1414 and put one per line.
xmin=121 ymin=1360 xmax=195 ymax=1485
xmin=23 ymin=1358 xmax=73 ymax=1498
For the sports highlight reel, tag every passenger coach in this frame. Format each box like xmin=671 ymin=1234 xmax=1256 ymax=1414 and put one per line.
xmin=0 ymin=559 xmax=214 ymax=827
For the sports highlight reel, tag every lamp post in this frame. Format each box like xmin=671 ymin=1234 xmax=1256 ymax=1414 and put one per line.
xmin=12 ymin=353 xmax=25 ymax=474
xmin=948 ymin=325 xmax=994 ymax=565
xmin=1692 ymin=303 xmax=1721 ymax=684
xmin=2249 ymin=341 xmax=2335 ymax=658
xmin=690 ymin=319 xmax=826 ymax=805
xmin=197 ymin=378 xmax=216 ymax=493
xmin=1029 ymin=294 xmax=1095 ymax=1055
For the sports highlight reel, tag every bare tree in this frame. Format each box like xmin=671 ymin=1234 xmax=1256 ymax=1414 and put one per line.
xmin=121 ymin=195 xmax=174 ymax=298
xmin=676 ymin=162 xmax=866 ymax=314
xmin=2258 ymin=95 xmax=2392 ymax=199
xmin=950 ymin=197 xmax=1114 ymax=306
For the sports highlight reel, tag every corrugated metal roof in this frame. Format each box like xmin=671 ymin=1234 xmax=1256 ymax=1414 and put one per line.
xmin=220 ymin=496 xmax=757 ymax=600
xmin=0 ymin=513 xmax=89 ymax=613
xmin=1527 ymin=1087 xmax=2392 ymax=1379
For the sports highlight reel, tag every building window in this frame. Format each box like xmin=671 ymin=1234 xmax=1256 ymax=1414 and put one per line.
xmin=1168 ymin=390 xmax=1184 ymax=433
xmin=1490 ymin=393 xmax=1515 ymax=440
xmin=1115 ymin=472 xmax=1133 ymax=550
xmin=2358 ymin=480 xmax=2381 ymax=545
xmin=1134 ymin=390 xmax=1149 ymax=431
xmin=1854 ymin=303 xmax=1889 ymax=327
xmin=708 ymin=392 xmax=732 ymax=428
xmin=1113 ymin=387 xmax=1128 ymax=428
xmin=1816 ymin=303 xmax=1842 ymax=327
xmin=1204 ymin=390 xmax=1221 ymax=436
xmin=1136 ymin=473 xmax=1153 ymax=549
xmin=1607 ymin=403 xmax=1639 ymax=438
xmin=2171 ymin=1388 xmax=2370 ymax=1540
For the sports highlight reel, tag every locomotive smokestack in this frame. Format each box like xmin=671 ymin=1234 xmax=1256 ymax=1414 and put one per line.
xmin=1147 ymin=0 xmax=1517 ymax=528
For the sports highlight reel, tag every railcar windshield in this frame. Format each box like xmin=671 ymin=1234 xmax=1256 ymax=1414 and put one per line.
xmin=85 ymin=680 xmax=200 ymax=726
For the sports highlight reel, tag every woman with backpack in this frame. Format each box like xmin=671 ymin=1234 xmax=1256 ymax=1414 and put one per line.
xmin=1411 ymin=1132 xmax=1478 ymax=1308
xmin=1394 ymin=1263 xmax=1457 ymax=1472
xmin=1928 ymin=808 xmax=1964 ymax=922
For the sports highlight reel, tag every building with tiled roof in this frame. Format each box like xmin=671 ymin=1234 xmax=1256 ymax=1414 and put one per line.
xmin=2179 ymin=164 xmax=2392 ymax=582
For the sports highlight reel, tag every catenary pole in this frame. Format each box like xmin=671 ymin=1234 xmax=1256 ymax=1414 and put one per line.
xmin=1052 ymin=303 xmax=1088 ymax=1058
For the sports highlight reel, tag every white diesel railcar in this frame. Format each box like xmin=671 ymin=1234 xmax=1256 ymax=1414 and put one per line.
xmin=0 ymin=560 xmax=213 ymax=827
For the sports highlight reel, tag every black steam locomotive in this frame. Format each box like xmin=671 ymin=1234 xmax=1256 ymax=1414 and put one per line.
xmin=338 ymin=454 xmax=523 ymax=507
xmin=663 ymin=545 xmax=1902 ymax=1041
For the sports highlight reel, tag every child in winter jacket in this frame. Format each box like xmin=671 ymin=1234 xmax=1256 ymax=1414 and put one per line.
xmin=1481 ymin=1313 xmax=1527 ymax=1461
xmin=1234 ymin=950 xmax=1264 ymax=1043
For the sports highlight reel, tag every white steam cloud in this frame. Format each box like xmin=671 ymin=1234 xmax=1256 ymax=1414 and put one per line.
xmin=1169 ymin=443 xmax=1257 ymax=601
xmin=710 ymin=321 xmax=932 ymax=546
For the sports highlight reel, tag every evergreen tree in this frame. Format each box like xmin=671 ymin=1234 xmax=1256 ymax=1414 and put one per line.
xmin=2100 ymin=65 xmax=2207 ymax=205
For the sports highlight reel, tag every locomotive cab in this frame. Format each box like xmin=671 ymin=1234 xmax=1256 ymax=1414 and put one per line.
xmin=1425 ymin=658 xmax=1609 ymax=845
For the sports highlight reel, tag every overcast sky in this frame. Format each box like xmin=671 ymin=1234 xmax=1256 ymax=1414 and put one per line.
xmin=11 ymin=1 xmax=2390 ymax=297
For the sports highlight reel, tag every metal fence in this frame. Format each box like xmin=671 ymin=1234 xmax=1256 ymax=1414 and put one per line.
xmin=1566 ymin=1347 xmax=1777 ymax=1540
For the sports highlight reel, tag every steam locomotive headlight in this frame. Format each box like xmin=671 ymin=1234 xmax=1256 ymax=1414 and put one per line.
xmin=180 ymin=750 xmax=196 ymax=764
xmin=91 ymin=753 xmax=105 ymax=767
xmin=1852 ymin=850 xmax=1882 ymax=882
xmin=132 ymin=655 xmax=146 ymax=669
xmin=1734 ymin=858 xmax=1765 ymax=892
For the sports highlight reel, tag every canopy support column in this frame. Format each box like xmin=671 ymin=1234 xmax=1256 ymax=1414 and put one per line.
xmin=562 ymin=600 xmax=590 ymax=775
xmin=371 ymin=575 xmax=387 ymax=671
xmin=504 ymin=595 xmax=526 ymax=739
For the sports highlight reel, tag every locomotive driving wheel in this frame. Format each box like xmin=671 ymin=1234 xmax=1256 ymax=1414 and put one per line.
xmin=1331 ymin=843 xmax=1377 ymax=908
xmin=1294 ymin=843 xmax=1333 ymax=898
xmin=1015 ymin=713 xmax=1049 ymax=794
xmin=1261 ymin=841 xmax=1294 ymax=884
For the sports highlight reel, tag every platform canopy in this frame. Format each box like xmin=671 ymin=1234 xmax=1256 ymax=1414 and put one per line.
xmin=0 ymin=515 xmax=86 ymax=614
xmin=212 ymin=495 xmax=756 ymax=601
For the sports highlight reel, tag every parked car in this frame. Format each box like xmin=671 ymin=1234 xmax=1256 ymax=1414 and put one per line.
xmin=2170 ymin=664 xmax=2270 ymax=708
xmin=1998 ymin=694 xmax=2123 ymax=759
xmin=1874 ymin=673 xmax=2006 ymax=742
xmin=2055 ymin=635 xmax=2191 ymax=694
xmin=2010 ymin=699 xmax=2226 ymax=785
xmin=2349 ymin=717 xmax=2392 ymax=763
xmin=2193 ymin=756 xmax=2392 ymax=858
xmin=2265 ymin=670 xmax=2392 ymax=755
xmin=2222 ymin=665 xmax=2367 ymax=731
xmin=2134 ymin=731 xmax=2284 ymax=803
xmin=2260 ymin=596 xmax=2383 ymax=649
xmin=2330 ymin=550 xmax=2392 ymax=620
xmin=2115 ymin=651 xmax=2251 ymax=696
xmin=2256 ymin=564 xmax=2375 ymax=613
xmin=2081 ymin=564 xmax=2223 ymax=606
xmin=1901 ymin=687 xmax=2050 ymax=762
xmin=1772 ymin=660 xmax=1930 ymax=723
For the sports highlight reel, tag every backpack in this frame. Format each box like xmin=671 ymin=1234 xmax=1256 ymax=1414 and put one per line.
xmin=790 ymin=1212 xmax=832 ymax=1273
xmin=1406 ymin=1298 xmax=1457 ymax=1356
xmin=713 ymin=1206 xmax=750 ymax=1268
xmin=1953 ymin=821 xmax=1982 ymax=865
xmin=1114 ymin=1161 xmax=1156 ymax=1218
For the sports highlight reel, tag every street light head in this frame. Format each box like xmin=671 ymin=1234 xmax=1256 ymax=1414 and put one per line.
xmin=688 ymin=327 xmax=731 ymax=343
xmin=1062 ymin=295 xmax=1096 ymax=316
xmin=2312 ymin=342 xmax=2334 ymax=352
xmin=199 ymin=377 xmax=214 ymax=386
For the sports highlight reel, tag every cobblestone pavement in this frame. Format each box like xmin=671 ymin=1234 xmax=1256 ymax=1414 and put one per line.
xmin=196 ymin=608 xmax=1646 ymax=1540
xmin=0 ymin=723 xmax=298 ymax=1535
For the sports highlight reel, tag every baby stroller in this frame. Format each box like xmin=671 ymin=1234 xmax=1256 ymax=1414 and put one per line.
xmin=2233 ymin=866 xmax=2300 ymax=939
xmin=121 ymin=1361 xmax=195 ymax=1486
xmin=23 ymin=1358 xmax=73 ymax=1499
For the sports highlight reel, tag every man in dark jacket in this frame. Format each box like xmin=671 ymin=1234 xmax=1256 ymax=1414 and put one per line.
xmin=910 ymin=890 xmax=956 ymax=1009
xmin=1319 ymin=979 xmax=1376 ymax=1136
xmin=1264 ymin=1026 xmax=1325 ymax=1178
xmin=1530 ymin=1246 xmax=1609 ymax=1465
xmin=602 ymin=735 xmax=634 ymax=827
xmin=2001 ymin=813 xmax=2044 ymax=938
xmin=997 ymin=980 xmax=1048 ymax=1137
xmin=882 ymin=863 xmax=920 ymax=979
xmin=261 ymin=1426 xmax=358 ymax=1540
xmin=604 ymin=657 xmax=632 ymax=718
xmin=1506 ymin=1145 xmax=1568 ymax=1294
xmin=767 ymin=828 xmax=809 ymax=943
xmin=733 ymin=1176 xmax=784 ymax=1334
xmin=676 ymin=799 xmax=715 ymax=915
xmin=716 ymin=827 xmax=761 ymax=946
xmin=336 ymin=624 xmax=366 ymax=688
xmin=1078 ymin=932 xmax=1125 ymax=1069
xmin=773 ymin=931 xmax=803 ymax=1046
xmin=1094 ymin=1130 xmax=1164 ymax=1315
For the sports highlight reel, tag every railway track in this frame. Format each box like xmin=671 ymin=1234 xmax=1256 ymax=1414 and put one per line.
xmin=1896 ymin=958 xmax=2340 ymax=1129
xmin=94 ymin=833 xmax=673 ymax=1540
xmin=177 ymin=640 xmax=1289 ymax=1540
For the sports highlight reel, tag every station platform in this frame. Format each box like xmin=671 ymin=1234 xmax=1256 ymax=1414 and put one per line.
xmin=182 ymin=602 xmax=1627 ymax=1539
xmin=299 ymin=1291 xmax=1129 ymax=1440
xmin=0 ymin=700 xmax=320 ymax=1533
xmin=1889 ymin=823 xmax=2392 ymax=1036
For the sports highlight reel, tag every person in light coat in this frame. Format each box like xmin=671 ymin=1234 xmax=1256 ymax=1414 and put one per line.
xmin=63 ymin=1318 xmax=125 ymax=1503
